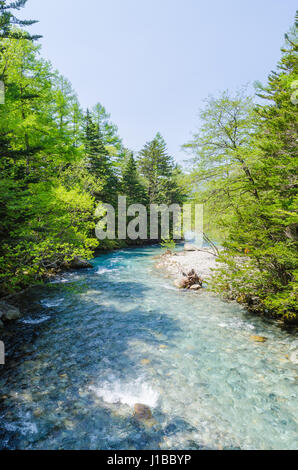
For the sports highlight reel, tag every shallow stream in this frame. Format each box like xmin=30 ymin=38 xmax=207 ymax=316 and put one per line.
xmin=0 ymin=246 xmax=297 ymax=449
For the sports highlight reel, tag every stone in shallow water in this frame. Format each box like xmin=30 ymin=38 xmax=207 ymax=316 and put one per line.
xmin=140 ymin=359 xmax=151 ymax=365
xmin=250 ymin=335 xmax=267 ymax=343
xmin=0 ymin=301 xmax=21 ymax=321
xmin=64 ymin=419 xmax=75 ymax=430
xmin=33 ymin=408 xmax=43 ymax=417
xmin=133 ymin=403 xmax=152 ymax=420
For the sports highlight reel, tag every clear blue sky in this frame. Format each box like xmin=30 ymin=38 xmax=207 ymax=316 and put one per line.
xmin=20 ymin=0 xmax=296 ymax=162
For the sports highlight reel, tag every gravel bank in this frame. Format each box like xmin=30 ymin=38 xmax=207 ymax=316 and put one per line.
xmin=155 ymin=246 xmax=219 ymax=284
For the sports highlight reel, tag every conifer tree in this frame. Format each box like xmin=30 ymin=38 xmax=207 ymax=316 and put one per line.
xmin=0 ymin=0 xmax=41 ymax=40
xmin=84 ymin=109 xmax=118 ymax=203
xmin=137 ymin=132 xmax=175 ymax=204
xmin=121 ymin=152 xmax=147 ymax=205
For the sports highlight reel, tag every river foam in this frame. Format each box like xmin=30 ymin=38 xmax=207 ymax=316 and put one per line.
xmin=90 ymin=378 xmax=159 ymax=408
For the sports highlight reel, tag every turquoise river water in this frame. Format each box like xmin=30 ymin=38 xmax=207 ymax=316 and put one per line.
xmin=0 ymin=246 xmax=297 ymax=450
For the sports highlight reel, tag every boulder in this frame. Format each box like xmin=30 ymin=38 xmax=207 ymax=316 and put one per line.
xmin=133 ymin=403 xmax=152 ymax=420
xmin=0 ymin=301 xmax=21 ymax=321
xmin=69 ymin=256 xmax=92 ymax=269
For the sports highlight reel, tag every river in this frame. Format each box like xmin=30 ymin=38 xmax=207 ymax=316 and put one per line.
xmin=0 ymin=246 xmax=297 ymax=450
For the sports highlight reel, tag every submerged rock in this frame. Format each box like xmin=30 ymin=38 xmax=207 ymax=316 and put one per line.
xmin=140 ymin=359 xmax=151 ymax=365
xmin=250 ymin=335 xmax=267 ymax=343
xmin=133 ymin=403 xmax=152 ymax=420
xmin=33 ymin=408 xmax=43 ymax=417
xmin=0 ymin=301 xmax=21 ymax=321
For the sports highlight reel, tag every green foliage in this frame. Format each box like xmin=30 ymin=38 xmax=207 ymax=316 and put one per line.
xmin=84 ymin=109 xmax=119 ymax=203
xmin=0 ymin=180 xmax=98 ymax=294
xmin=186 ymin=20 xmax=298 ymax=321
xmin=0 ymin=13 xmax=188 ymax=295
xmin=121 ymin=153 xmax=148 ymax=205
xmin=138 ymin=132 xmax=187 ymax=205
xmin=0 ymin=0 xmax=41 ymax=40
xmin=0 ymin=34 xmax=100 ymax=294
xmin=160 ymin=238 xmax=176 ymax=252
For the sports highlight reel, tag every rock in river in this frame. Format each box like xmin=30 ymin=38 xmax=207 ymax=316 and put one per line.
xmin=133 ymin=403 xmax=152 ymax=420
xmin=0 ymin=301 xmax=21 ymax=321
xmin=68 ymin=256 xmax=92 ymax=269
xmin=250 ymin=335 xmax=267 ymax=343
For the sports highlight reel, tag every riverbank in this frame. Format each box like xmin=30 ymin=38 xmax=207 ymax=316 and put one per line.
xmin=154 ymin=244 xmax=218 ymax=288
xmin=154 ymin=245 xmax=298 ymax=327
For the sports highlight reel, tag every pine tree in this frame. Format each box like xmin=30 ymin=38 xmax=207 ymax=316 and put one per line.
xmin=137 ymin=132 xmax=175 ymax=204
xmin=121 ymin=152 xmax=147 ymax=205
xmin=0 ymin=0 xmax=41 ymax=40
xmin=84 ymin=109 xmax=118 ymax=203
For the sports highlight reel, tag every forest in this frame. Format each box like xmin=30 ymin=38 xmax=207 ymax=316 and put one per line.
xmin=0 ymin=1 xmax=297 ymax=322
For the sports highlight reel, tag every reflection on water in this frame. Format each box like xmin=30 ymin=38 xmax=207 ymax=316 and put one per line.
xmin=0 ymin=246 xmax=297 ymax=450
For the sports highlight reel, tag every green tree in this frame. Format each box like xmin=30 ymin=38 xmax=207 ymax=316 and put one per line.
xmin=138 ymin=132 xmax=179 ymax=204
xmin=0 ymin=34 xmax=98 ymax=294
xmin=183 ymin=89 xmax=259 ymax=239
xmin=121 ymin=152 xmax=147 ymax=205
xmin=0 ymin=0 xmax=41 ymax=40
xmin=84 ymin=109 xmax=119 ymax=203
xmin=185 ymin=19 xmax=298 ymax=321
